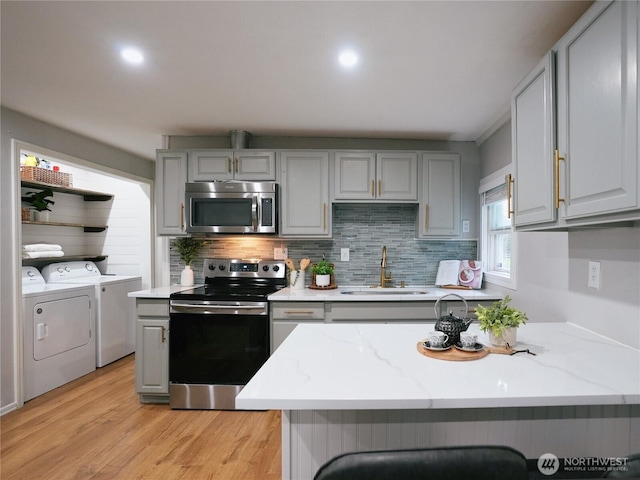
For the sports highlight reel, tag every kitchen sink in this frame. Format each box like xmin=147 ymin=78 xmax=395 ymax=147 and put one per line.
xmin=340 ymin=289 xmax=428 ymax=295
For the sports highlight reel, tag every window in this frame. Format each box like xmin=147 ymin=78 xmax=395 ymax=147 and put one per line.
xmin=479 ymin=166 xmax=516 ymax=289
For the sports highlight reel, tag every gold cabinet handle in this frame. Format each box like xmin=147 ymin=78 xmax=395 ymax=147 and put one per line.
xmin=424 ymin=204 xmax=429 ymax=231
xmin=378 ymin=179 xmax=382 ymax=197
xmin=161 ymin=326 xmax=167 ymax=343
xmin=554 ymin=150 xmax=565 ymax=209
xmin=227 ymin=157 xmax=232 ymax=174
xmin=284 ymin=310 xmax=315 ymax=316
xmin=180 ymin=202 xmax=185 ymax=230
xmin=234 ymin=157 xmax=239 ymax=174
xmin=506 ymin=174 xmax=514 ymax=219
xmin=323 ymin=203 xmax=327 ymax=231
xmin=371 ymin=180 xmax=375 ymax=197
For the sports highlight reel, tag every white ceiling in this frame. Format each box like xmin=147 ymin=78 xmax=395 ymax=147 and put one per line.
xmin=1 ymin=1 xmax=593 ymax=161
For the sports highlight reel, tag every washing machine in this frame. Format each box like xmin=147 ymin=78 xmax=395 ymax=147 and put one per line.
xmin=42 ymin=261 xmax=142 ymax=367
xmin=22 ymin=266 xmax=96 ymax=401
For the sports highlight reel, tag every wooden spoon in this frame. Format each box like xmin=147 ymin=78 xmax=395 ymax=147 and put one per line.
xmin=300 ymin=258 xmax=311 ymax=271
xmin=285 ymin=258 xmax=296 ymax=271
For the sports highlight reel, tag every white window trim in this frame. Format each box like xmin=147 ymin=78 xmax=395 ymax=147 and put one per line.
xmin=479 ymin=164 xmax=517 ymax=290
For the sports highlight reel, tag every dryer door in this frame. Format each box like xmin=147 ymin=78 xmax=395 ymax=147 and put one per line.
xmin=32 ymin=295 xmax=92 ymax=360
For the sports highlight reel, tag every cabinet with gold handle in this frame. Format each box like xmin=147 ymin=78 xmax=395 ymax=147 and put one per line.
xmin=506 ymin=174 xmax=514 ymax=219
xmin=323 ymin=203 xmax=327 ymax=232
xmin=180 ymin=202 xmax=185 ymax=230
xmin=424 ymin=204 xmax=429 ymax=231
xmin=234 ymin=157 xmax=239 ymax=174
xmin=227 ymin=157 xmax=233 ymax=174
xmin=554 ymin=150 xmax=565 ymax=209
xmin=378 ymin=180 xmax=382 ymax=197
xmin=371 ymin=180 xmax=375 ymax=197
xmin=161 ymin=326 xmax=167 ymax=343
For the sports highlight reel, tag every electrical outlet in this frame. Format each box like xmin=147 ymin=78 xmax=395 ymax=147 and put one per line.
xmin=588 ymin=261 xmax=601 ymax=289
xmin=462 ymin=220 xmax=470 ymax=233
xmin=273 ymin=247 xmax=288 ymax=260
xmin=341 ymin=248 xmax=350 ymax=262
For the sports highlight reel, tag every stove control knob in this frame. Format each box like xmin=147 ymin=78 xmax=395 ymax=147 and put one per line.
xmin=262 ymin=265 xmax=270 ymax=272
xmin=218 ymin=265 xmax=225 ymax=271
xmin=208 ymin=264 xmax=216 ymax=270
xmin=272 ymin=265 xmax=280 ymax=272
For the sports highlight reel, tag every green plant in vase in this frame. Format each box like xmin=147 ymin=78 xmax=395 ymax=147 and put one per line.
xmin=476 ymin=295 xmax=528 ymax=347
xmin=22 ymin=188 xmax=55 ymax=221
xmin=172 ymin=237 xmax=206 ymax=286
xmin=311 ymin=259 xmax=334 ymax=287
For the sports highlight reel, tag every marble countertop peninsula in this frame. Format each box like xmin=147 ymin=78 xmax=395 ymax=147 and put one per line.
xmin=236 ymin=322 xmax=640 ymax=410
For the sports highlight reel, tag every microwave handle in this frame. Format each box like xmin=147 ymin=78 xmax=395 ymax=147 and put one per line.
xmin=252 ymin=195 xmax=259 ymax=232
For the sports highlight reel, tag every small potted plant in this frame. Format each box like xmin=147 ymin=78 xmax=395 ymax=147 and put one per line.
xmin=22 ymin=188 xmax=55 ymax=222
xmin=476 ymin=295 xmax=528 ymax=347
xmin=172 ymin=236 xmax=206 ymax=286
xmin=311 ymin=259 xmax=335 ymax=287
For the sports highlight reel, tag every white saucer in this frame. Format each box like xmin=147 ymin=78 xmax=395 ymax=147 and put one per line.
xmin=422 ymin=340 xmax=453 ymax=352
xmin=454 ymin=342 xmax=485 ymax=352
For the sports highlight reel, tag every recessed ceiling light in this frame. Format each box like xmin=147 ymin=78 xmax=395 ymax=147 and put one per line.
xmin=338 ymin=49 xmax=359 ymax=68
xmin=120 ymin=47 xmax=145 ymax=65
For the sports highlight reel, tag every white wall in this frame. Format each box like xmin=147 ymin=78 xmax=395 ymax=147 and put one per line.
xmin=478 ymin=121 xmax=640 ymax=349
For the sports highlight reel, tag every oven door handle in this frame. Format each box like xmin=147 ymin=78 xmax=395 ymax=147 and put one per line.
xmin=171 ymin=303 xmax=267 ymax=314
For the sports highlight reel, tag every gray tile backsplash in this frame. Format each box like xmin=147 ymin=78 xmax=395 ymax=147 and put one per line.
xmin=170 ymin=204 xmax=477 ymax=286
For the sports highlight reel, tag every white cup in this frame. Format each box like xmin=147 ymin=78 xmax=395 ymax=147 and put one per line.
xmin=428 ymin=331 xmax=449 ymax=348
xmin=460 ymin=332 xmax=477 ymax=349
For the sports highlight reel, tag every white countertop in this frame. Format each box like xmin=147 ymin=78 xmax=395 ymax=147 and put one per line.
xmin=268 ymin=286 xmax=503 ymax=302
xmin=128 ymin=285 xmax=201 ymax=298
xmin=236 ymin=322 xmax=640 ymax=410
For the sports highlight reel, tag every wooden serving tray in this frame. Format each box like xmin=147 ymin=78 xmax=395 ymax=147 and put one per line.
xmin=416 ymin=340 xmax=513 ymax=361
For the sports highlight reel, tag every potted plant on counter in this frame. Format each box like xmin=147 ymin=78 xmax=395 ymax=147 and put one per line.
xmin=311 ymin=259 xmax=334 ymax=287
xmin=172 ymin=236 xmax=206 ymax=286
xmin=476 ymin=295 xmax=528 ymax=347
xmin=22 ymin=188 xmax=55 ymax=222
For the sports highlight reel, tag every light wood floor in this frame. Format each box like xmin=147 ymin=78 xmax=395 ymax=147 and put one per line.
xmin=1 ymin=355 xmax=282 ymax=480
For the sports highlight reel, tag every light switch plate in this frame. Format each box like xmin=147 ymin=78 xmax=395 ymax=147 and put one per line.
xmin=588 ymin=261 xmax=601 ymax=289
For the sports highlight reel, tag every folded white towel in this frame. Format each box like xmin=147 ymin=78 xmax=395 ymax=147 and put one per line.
xmin=22 ymin=244 xmax=63 ymax=252
xmin=22 ymin=251 xmax=65 ymax=259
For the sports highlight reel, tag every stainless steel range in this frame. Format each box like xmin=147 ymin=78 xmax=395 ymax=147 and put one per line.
xmin=169 ymin=258 xmax=285 ymax=410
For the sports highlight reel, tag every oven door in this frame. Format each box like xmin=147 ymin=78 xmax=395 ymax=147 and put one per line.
xmin=169 ymin=300 xmax=269 ymax=410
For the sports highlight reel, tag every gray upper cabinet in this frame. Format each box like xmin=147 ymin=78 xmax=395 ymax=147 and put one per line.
xmin=156 ymin=150 xmax=188 ymax=236
xmin=512 ymin=0 xmax=639 ymax=229
xmin=279 ymin=151 xmax=331 ymax=237
xmin=556 ymin=0 xmax=638 ymax=221
xmin=512 ymin=52 xmax=556 ymax=227
xmin=417 ymin=152 xmax=461 ymax=237
xmin=333 ymin=151 xmax=418 ymax=202
xmin=188 ymin=150 xmax=276 ymax=182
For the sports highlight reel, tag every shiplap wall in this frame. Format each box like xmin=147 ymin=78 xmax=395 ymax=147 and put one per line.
xmin=21 ymin=159 xmax=152 ymax=288
xmin=284 ymin=406 xmax=640 ymax=480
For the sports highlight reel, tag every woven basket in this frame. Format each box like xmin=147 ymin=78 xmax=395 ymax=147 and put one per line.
xmin=21 ymin=166 xmax=72 ymax=187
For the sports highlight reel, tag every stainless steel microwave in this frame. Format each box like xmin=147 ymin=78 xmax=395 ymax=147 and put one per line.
xmin=185 ymin=182 xmax=277 ymax=234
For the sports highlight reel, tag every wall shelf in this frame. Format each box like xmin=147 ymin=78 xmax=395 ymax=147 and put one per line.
xmin=21 ymin=180 xmax=113 ymax=201
xmin=22 ymin=255 xmax=108 ymax=268
xmin=22 ymin=220 xmax=108 ymax=232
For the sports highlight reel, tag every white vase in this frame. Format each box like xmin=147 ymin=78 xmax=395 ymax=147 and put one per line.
xmin=180 ymin=265 xmax=194 ymax=286
xmin=34 ymin=210 xmax=50 ymax=222
xmin=289 ymin=270 xmax=305 ymax=290
xmin=316 ymin=274 xmax=331 ymax=287
xmin=489 ymin=327 xmax=517 ymax=347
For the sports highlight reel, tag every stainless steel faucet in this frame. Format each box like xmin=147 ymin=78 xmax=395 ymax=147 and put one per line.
xmin=375 ymin=245 xmax=393 ymax=288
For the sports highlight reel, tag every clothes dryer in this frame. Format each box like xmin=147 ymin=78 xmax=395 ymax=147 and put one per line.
xmin=22 ymin=267 xmax=96 ymax=401
xmin=42 ymin=261 xmax=142 ymax=367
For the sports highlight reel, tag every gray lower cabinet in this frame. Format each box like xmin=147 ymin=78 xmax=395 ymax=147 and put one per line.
xmin=135 ymin=299 xmax=169 ymax=403
xmin=271 ymin=302 xmax=325 ymax=353
xmin=271 ymin=299 xmax=495 ymax=351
